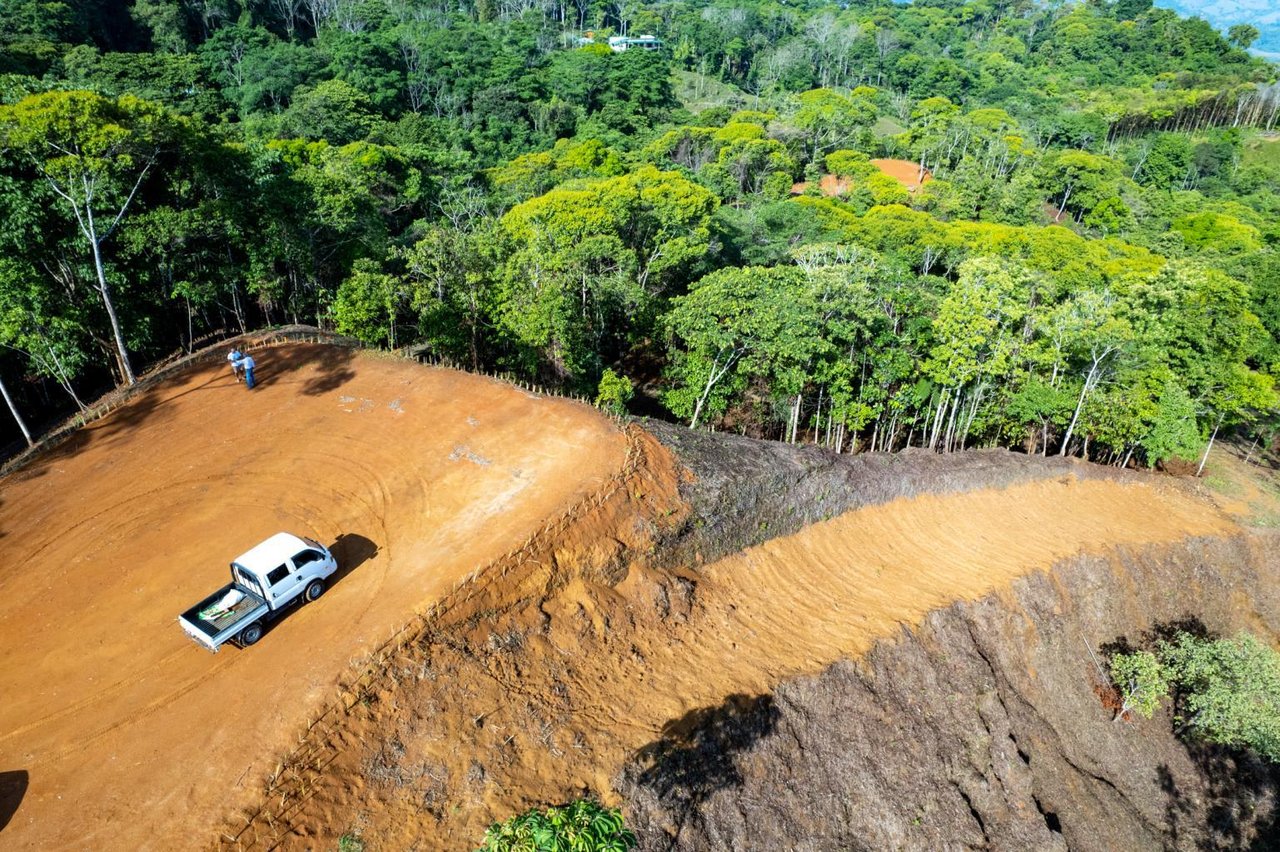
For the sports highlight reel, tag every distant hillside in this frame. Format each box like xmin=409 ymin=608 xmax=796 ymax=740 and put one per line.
xmin=1156 ymin=0 xmax=1280 ymax=56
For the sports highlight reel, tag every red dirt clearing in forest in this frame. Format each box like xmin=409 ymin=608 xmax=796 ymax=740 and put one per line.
xmin=0 ymin=343 xmax=625 ymax=850
xmin=871 ymin=157 xmax=932 ymax=190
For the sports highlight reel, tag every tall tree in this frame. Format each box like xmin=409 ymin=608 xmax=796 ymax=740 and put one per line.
xmin=1 ymin=91 xmax=181 ymax=385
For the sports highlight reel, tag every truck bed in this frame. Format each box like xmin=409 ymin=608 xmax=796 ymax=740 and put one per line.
xmin=179 ymin=583 xmax=267 ymax=648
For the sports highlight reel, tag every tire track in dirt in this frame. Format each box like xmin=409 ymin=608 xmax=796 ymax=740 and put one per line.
xmin=215 ymin=423 xmax=659 ymax=850
xmin=0 ymin=341 xmax=627 ymax=852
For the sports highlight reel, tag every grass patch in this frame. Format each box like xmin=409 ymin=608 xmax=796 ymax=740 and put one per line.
xmin=1242 ymin=131 xmax=1280 ymax=168
xmin=873 ymin=115 xmax=906 ymax=137
xmin=672 ymin=69 xmax=749 ymax=113
xmin=338 ymin=832 xmax=365 ymax=852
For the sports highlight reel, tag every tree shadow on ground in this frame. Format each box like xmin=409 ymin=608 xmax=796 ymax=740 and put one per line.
xmin=1132 ymin=617 xmax=1280 ymax=851
xmin=0 ymin=770 xmax=28 ymax=832
xmin=1100 ymin=616 xmax=1212 ymax=660
xmin=1157 ymin=746 xmax=1280 ymax=851
xmin=631 ymin=693 xmax=780 ymax=816
xmin=251 ymin=345 xmax=357 ymax=396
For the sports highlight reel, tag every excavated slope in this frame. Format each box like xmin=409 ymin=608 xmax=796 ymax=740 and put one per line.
xmin=620 ymin=532 xmax=1280 ymax=850
xmin=236 ymin=424 xmax=1252 ymax=851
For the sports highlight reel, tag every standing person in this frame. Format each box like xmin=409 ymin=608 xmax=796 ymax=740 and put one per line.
xmin=227 ymin=347 xmax=243 ymax=382
xmin=239 ymin=353 xmax=256 ymax=390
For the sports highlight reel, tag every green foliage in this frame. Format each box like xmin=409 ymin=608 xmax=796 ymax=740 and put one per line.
xmin=1160 ymin=633 xmax=1280 ymax=762
xmin=337 ymin=833 xmax=365 ymax=852
xmin=2 ymin=0 xmax=1280 ymax=458
xmin=1110 ymin=650 xmax=1171 ymax=720
xmin=595 ymin=369 xmax=634 ymax=415
xmin=1142 ymin=380 xmax=1201 ymax=467
xmin=478 ymin=799 xmax=636 ymax=852
xmin=1109 ymin=631 xmax=1280 ymax=763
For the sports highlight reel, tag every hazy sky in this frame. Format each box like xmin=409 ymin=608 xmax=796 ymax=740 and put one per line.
xmin=1152 ymin=0 xmax=1280 ymax=57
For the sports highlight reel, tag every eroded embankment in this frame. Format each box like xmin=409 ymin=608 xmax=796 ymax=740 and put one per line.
xmin=237 ymin=426 xmax=1249 ymax=851
xmin=620 ymin=531 xmax=1280 ymax=850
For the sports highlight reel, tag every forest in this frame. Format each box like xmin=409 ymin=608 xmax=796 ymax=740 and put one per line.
xmin=2 ymin=0 xmax=1279 ymax=467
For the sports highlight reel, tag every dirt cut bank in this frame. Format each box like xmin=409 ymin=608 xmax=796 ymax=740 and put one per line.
xmin=246 ymin=424 xmax=1245 ymax=850
xmin=0 ymin=342 xmax=629 ymax=850
xmin=621 ymin=530 xmax=1280 ymax=850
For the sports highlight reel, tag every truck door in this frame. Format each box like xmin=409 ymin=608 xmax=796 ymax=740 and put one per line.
xmin=263 ymin=563 xmax=299 ymax=603
xmin=290 ymin=548 xmax=325 ymax=579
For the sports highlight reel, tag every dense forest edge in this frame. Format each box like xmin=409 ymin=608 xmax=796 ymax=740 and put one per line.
xmin=3 ymin=0 xmax=1280 ymax=470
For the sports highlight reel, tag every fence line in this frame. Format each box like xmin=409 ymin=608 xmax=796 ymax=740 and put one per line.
xmin=2 ymin=326 xmax=623 ymax=478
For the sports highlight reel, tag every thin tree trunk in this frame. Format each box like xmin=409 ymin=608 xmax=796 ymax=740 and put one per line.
xmin=0 ymin=375 xmax=34 ymax=446
xmin=87 ymin=226 xmax=136 ymax=385
xmin=1244 ymin=434 xmax=1260 ymax=466
xmin=1197 ymin=414 xmax=1224 ymax=477
xmin=1060 ymin=362 xmax=1099 ymax=456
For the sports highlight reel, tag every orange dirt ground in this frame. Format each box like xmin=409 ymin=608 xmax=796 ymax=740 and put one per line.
xmin=871 ymin=157 xmax=932 ymax=191
xmin=0 ymin=343 xmax=626 ymax=850
xmin=791 ymin=161 xmax=932 ymax=197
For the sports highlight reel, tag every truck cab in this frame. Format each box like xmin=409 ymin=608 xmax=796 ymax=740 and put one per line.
xmin=179 ymin=532 xmax=338 ymax=652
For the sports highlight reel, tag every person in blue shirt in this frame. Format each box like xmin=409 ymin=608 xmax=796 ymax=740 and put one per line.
xmin=238 ymin=354 xmax=257 ymax=390
xmin=227 ymin=348 xmax=243 ymax=382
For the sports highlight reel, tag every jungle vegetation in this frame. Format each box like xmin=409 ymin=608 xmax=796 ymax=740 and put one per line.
xmin=2 ymin=0 xmax=1279 ymax=468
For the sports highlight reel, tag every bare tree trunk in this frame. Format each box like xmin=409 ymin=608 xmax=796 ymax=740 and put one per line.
xmin=0 ymin=375 xmax=34 ymax=446
xmin=1060 ymin=360 xmax=1101 ymax=456
xmin=1197 ymin=414 xmax=1224 ymax=477
xmin=1244 ymin=434 xmax=1260 ymax=466
xmin=87 ymin=220 xmax=136 ymax=385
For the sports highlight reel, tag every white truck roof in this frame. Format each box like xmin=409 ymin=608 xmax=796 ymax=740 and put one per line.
xmin=233 ymin=532 xmax=314 ymax=574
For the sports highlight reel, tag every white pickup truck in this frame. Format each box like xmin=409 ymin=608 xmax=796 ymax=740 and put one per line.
xmin=178 ymin=532 xmax=338 ymax=652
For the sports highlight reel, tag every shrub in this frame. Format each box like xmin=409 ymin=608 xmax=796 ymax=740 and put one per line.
xmin=595 ymin=369 xmax=634 ymax=415
xmin=1110 ymin=649 xmax=1171 ymax=720
xmin=478 ymin=798 xmax=637 ymax=852
xmin=1108 ymin=630 xmax=1280 ymax=762
xmin=1160 ymin=632 xmax=1280 ymax=762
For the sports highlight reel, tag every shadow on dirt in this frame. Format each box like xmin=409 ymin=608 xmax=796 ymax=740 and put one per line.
xmin=1106 ymin=617 xmax=1280 ymax=849
xmin=1158 ymin=748 xmax=1280 ymax=851
xmin=630 ymin=694 xmax=779 ymax=816
xmin=331 ymin=533 xmax=379 ymax=582
xmin=238 ymin=533 xmax=378 ymax=649
xmin=0 ymin=770 xmax=28 ymax=832
xmin=252 ymin=345 xmax=357 ymax=396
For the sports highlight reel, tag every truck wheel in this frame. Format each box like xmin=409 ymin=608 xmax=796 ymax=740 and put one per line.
xmin=239 ymin=623 xmax=263 ymax=646
xmin=304 ymin=579 xmax=326 ymax=603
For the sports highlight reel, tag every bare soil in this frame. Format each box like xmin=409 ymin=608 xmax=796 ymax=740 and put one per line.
xmin=1 ymin=338 xmax=1260 ymax=851
xmin=0 ymin=343 xmax=625 ymax=850
xmin=622 ymin=531 xmax=1280 ymax=850
xmin=236 ymin=422 xmax=1241 ymax=850
xmin=871 ymin=158 xmax=932 ymax=191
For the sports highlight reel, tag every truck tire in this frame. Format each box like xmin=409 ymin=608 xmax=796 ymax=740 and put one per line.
xmin=239 ymin=623 xmax=263 ymax=646
xmin=304 ymin=579 xmax=326 ymax=603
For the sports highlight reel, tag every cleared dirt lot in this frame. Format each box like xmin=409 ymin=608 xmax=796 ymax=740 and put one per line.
xmin=0 ymin=343 xmax=625 ymax=850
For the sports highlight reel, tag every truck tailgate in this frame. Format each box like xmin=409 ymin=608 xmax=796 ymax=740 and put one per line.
xmin=179 ymin=583 xmax=267 ymax=651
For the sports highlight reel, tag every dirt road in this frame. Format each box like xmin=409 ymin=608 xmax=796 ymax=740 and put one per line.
xmin=0 ymin=343 xmax=625 ymax=850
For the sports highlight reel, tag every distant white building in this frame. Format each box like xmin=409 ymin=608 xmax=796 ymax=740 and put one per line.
xmin=607 ymin=34 xmax=663 ymax=52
